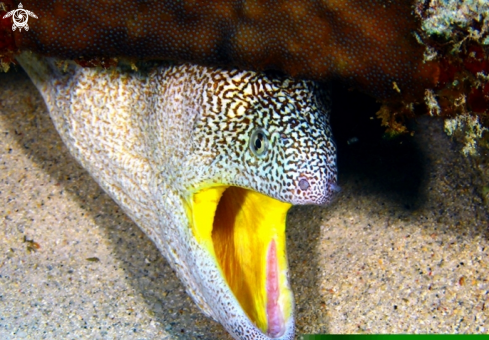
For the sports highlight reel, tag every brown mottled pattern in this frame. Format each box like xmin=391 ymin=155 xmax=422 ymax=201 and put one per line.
xmin=17 ymin=53 xmax=336 ymax=340
xmin=6 ymin=0 xmax=438 ymax=100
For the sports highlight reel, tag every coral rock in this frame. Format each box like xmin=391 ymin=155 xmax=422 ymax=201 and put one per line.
xmin=2 ymin=0 xmax=438 ymax=100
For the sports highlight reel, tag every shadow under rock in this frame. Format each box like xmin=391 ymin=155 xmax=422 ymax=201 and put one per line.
xmin=329 ymin=81 xmax=428 ymax=211
xmin=328 ymin=81 xmax=489 ymax=237
xmin=412 ymin=116 xmax=489 ymax=237
xmin=0 ymin=68 xmax=228 ymax=339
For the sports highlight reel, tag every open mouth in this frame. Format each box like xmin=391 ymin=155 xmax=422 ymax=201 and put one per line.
xmin=189 ymin=186 xmax=293 ymax=337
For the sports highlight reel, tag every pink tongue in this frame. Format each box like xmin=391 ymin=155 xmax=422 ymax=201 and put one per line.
xmin=266 ymin=240 xmax=285 ymax=338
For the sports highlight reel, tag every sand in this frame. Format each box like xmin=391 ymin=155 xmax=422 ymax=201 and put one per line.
xmin=0 ymin=68 xmax=488 ymax=339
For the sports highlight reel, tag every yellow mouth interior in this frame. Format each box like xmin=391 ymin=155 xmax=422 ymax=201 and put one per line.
xmin=189 ymin=186 xmax=293 ymax=334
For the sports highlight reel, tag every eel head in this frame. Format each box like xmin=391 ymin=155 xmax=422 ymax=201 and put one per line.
xmin=18 ymin=54 xmax=337 ymax=339
xmin=174 ymin=69 xmax=337 ymax=339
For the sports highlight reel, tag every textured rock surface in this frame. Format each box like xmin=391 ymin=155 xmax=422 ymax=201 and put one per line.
xmin=413 ymin=0 xmax=489 ymax=154
xmin=1 ymin=0 xmax=437 ymax=100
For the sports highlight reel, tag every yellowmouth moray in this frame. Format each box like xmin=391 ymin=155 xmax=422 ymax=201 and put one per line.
xmin=17 ymin=53 xmax=337 ymax=340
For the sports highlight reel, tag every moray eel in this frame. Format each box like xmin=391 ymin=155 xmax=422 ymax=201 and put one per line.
xmin=17 ymin=53 xmax=337 ymax=340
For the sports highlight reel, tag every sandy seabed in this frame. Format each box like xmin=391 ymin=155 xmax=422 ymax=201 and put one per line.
xmin=0 ymin=68 xmax=488 ymax=339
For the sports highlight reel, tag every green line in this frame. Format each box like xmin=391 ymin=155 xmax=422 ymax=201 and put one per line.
xmin=302 ymin=335 xmax=488 ymax=340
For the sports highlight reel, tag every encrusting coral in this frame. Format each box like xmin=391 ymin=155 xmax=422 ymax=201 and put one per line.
xmin=414 ymin=0 xmax=489 ymax=155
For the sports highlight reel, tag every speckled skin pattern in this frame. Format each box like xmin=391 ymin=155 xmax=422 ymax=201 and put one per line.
xmin=17 ymin=53 xmax=337 ymax=339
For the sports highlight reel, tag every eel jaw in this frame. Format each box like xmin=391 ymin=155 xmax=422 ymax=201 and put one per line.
xmin=189 ymin=186 xmax=293 ymax=338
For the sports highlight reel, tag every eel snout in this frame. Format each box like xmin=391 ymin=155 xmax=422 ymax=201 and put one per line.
xmin=292 ymin=171 xmax=338 ymax=206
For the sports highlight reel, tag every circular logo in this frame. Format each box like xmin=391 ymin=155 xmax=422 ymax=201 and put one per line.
xmin=2 ymin=3 xmax=38 ymax=32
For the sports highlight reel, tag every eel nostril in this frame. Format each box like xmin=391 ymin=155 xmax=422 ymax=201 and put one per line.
xmin=330 ymin=181 xmax=341 ymax=193
xmin=298 ymin=178 xmax=310 ymax=191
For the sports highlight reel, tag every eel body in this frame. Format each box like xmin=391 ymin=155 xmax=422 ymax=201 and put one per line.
xmin=17 ymin=53 xmax=337 ymax=339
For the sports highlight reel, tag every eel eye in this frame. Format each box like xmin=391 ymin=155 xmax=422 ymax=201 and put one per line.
xmin=249 ymin=128 xmax=269 ymax=158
